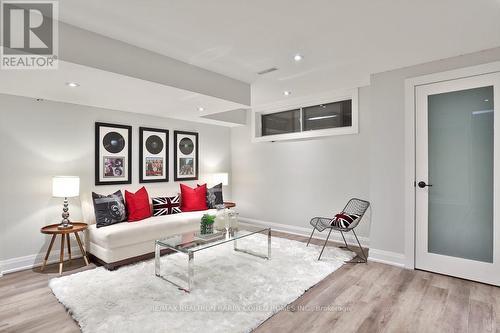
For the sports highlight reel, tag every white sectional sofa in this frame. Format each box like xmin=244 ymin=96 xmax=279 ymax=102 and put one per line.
xmin=81 ymin=199 xmax=216 ymax=269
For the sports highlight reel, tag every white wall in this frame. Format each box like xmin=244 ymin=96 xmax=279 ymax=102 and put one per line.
xmin=0 ymin=94 xmax=231 ymax=272
xmin=368 ymin=47 xmax=500 ymax=260
xmin=231 ymin=47 xmax=500 ymax=267
xmin=231 ymin=87 xmax=372 ymax=240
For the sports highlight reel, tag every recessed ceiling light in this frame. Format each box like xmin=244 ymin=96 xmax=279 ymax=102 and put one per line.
xmin=283 ymin=91 xmax=291 ymax=96
xmin=198 ymin=107 xmax=205 ymax=112
xmin=293 ymin=54 xmax=303 ymax=62
xmin=66 ymin=82 xmax=80 ymax=88
xmin=484 ymin=99 xmax=489 ymax=102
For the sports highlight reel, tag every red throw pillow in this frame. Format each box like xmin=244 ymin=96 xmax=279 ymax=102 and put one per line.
xmin=180 ymin=183 xmax=208 ymax=212
xmin=125 ymin=186 xmax=152 ymax=222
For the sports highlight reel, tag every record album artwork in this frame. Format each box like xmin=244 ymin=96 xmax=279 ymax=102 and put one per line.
xmin=139 ymin=127 xmax=169 ymax=183
xmin=95 ymin=123 xmax=132 ymax=185
xmin=178 ymin=137 xmax=194 ymax=155
xmin=103 ymin=132 xmax=125 ymax=154
xmin=174 ymin=130 xmax=199 ymax=181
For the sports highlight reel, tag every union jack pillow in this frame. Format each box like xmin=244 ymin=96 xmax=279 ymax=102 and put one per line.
xmin=152 ymin=196 xmax=182 ymax=216
xmin=330 ymin=212 xmax=360 ymax=229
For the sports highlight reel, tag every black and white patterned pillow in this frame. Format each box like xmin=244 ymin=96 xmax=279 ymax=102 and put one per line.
xmin=330 ymin=212 xmax=360 ymax=229
xmin=203 ymin=183 xmax=223 ymax=209
xmin=152 ymin=196 xmax=182 ymax=216
xmin=92 ymin=190 xmax=127 ymax=228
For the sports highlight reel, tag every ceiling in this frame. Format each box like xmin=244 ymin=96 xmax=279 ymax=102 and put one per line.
xmin=57 ymin=0 xmax=500 ymax=105
xmin=0 ymin=61 xmax=247 ymax=126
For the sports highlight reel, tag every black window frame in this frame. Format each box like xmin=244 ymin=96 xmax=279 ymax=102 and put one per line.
xmin=260 ymin=98 xmax=353 ymax=137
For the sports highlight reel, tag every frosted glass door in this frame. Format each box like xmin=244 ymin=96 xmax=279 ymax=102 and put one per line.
xmin=428 ymin=86 xmax=493 ymax=262
xmin=415 ymin=72 xmax=500 ymax=285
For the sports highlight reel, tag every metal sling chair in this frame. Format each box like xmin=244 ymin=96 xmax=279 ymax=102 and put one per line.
xmin=307 ymin=198 xmax=370 ymax=263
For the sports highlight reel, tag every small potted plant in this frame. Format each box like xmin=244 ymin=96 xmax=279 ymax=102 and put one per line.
xmin=200 ymin=214 xmax=215 ymax=235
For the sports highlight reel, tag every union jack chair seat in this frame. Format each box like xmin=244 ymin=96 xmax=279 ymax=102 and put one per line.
xmin=307 ymin=198 xmax=370 ymax=263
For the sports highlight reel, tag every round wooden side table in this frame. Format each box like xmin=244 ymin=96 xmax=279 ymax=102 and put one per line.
xmin=40 ymin=222 xmax=90 ymax=275
xmin=224 ymin=202 xmax=236 ymax=208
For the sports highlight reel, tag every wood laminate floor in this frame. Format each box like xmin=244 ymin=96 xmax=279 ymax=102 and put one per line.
xmin=1 ymin=231 xmax=498 ymax=333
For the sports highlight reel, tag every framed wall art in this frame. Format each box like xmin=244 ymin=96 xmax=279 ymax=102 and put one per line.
xmin=139 ymin=127 xmax=169 ymax=183
xmin=174 ymin=130 xmax=199 ymax=181
xmin=95 ymin=122 xmax=132 ymax=185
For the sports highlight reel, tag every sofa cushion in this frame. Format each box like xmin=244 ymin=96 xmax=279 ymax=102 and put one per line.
xmin=200 ymin=183 xmax=224 ymax=208
xmin=88 ymin=209 xmax=216 ymax=249
xmin=152 ymin=196 xmax=182 ymax=216
xmin=125 ymin=186 xmax=152 ymax=222
xmin=92 ymin=190 xmax=127 ymax=228
xmin=180 ymin=183 xmax=208 ymax=211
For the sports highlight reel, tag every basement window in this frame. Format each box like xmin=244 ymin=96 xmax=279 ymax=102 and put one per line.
xmin=253 ymin=88 xmax=358 ymax=142
xmin=261 ymin=109 xmax=301 ymax=136
xmin=261 ymin=100 xmax=353 ymax=136
xmin=302 ymin=100 xmax=352 ymax=131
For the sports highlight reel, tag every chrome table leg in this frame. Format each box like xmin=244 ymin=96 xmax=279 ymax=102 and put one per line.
xmin=155 ymin=242 xmax=160 ymax=276
xmin=268 ymin=228 xmax=271 ymax=259
xmin=188 ymin=252 xmax=194 ymax=292
xmin=155 ymin=244 xmax=193 ymax=293
xmin=233 ymin=229 xmax=271 ymax=260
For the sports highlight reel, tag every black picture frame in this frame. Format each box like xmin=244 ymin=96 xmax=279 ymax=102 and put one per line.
xmin=95 ymin=122 xmax=132 ymax=185
xmin=139 ymin=127 xmax=169 ymax=183
xmin=174 ymin=130 xmax=199 ymax=181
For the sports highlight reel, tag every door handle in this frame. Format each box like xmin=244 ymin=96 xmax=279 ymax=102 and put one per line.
xmin=417 ymin=181 xmax=433 ymax=188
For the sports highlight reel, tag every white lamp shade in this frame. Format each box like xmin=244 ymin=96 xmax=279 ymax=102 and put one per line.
xmin=211 ymin=173 xmax=229 ymax=186
xmin=52 ymin=176 xmax=80 ymax=198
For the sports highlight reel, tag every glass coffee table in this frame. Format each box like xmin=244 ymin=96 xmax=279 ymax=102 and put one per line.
xmin=155 ymin=228 xmax=271 ymax=292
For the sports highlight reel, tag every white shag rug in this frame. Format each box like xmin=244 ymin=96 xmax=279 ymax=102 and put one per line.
xmin=49 ymin=234 xmax=354 ymax=333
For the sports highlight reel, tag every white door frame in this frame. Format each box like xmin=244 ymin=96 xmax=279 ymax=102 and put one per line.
xmin=404 ymin=61 xmax=500 ymax=269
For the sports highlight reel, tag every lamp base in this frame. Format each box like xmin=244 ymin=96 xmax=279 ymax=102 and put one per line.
xmin=58 ymin=197 xmax=73 ymax=230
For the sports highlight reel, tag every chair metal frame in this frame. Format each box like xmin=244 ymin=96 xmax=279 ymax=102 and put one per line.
xmin=306 ymin=198 xmax=370 ymax=263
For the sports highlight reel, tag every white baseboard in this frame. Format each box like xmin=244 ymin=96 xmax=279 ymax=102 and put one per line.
xmin=240 ymin=217 xmax=407 ymax=269
xmin=239 ymin=217 xmax=370 ymax=248
xmin=368 ymin=248 xmax=406 ymax=268
xmin=0 ymin=246 xmax=82 ymax=276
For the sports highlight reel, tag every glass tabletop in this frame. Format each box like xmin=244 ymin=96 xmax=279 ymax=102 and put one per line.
xmin=156 ymin=228 xmax=268 ymax=253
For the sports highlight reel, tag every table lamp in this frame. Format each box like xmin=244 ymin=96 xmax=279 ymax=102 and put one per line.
xmin=52 ymin=176 xmax=80 ymax=229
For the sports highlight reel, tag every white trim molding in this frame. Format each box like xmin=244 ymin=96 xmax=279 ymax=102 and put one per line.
xmin=404 ymin=60 xmax=500 ymax=269
xmin=241 ymin=215 xmax=407 ymax=269
xmin=251 ymin=88 xmax=359 ymax=143
xmin=0 ymin=247 xmax=82 ymax=275
xmin=368 ymin=248 xmax=406 ymax=268
xmin=239 ymin=217 xmax=369 ymax=248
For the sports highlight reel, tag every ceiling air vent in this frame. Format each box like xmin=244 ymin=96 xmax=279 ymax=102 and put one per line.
xmin=257 ymin=67 xmax=278 ymax=75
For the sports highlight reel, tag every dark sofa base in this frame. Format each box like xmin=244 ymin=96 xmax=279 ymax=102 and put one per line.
xmin=88 ymin=248 xmax=176 ymax=271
